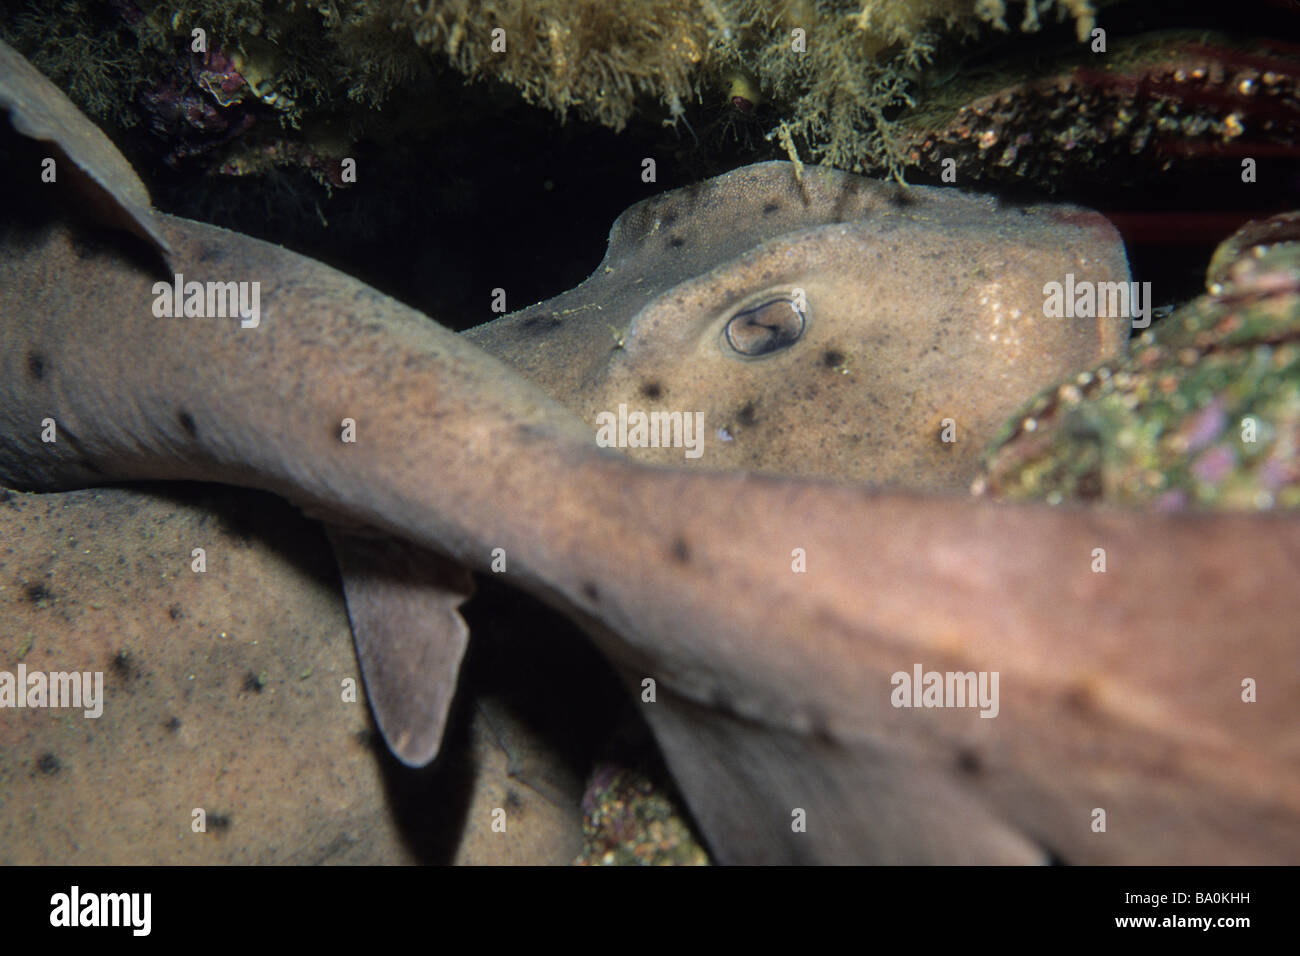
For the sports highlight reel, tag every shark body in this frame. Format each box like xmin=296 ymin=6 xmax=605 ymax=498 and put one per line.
xmin=2 ymin=39 xmax=1298 ymax=864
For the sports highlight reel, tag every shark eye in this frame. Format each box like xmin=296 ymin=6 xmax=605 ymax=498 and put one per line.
xmin=724 ymin=299 xmax=806 ymax=356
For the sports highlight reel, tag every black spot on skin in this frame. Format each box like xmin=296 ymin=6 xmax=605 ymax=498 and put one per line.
xmin=670 ymin=537 xmax=690 ymax=565
xmin=581 ymin=581 xmax=600 ymax=602
xmin=737 ymin=401 xmax=759 ymax=427
xmin=24 ymin=583 xmax=52 ymax=606
xmin=110 ymin=650 xmax=134 ymax=680
xmin=955 ymin=749 xmax=982 ymax=775
xmin=668 ymin=236 xmax=685 ymax=248
xmin=514 ymin=423 xmax=551 ymax=444
xmin=520 ymin=313 xmax=563 ymax=335
xmin=168 ymin=603 xmax=184 ymax=621
xmin=641 ymin=381 xmax=662 ymax=400
xmin=887 ymin=187 xmax=918 ymax=208
xmin=505 ymin=789 xmax=524 ymax=811
xmin=354 ymin=728 xmax=378 ymax=749
xmin=165 ymin=716 xmax=182 ymax=732
xmin=37 ymin=752 xmax=61 ymax=774
xmin=823 ymin=349 xmax=845 ymax=369
xmin=178 ymin=410 xmax=198 ymax=438
xmin=1062 ymin=683 xmax=1095 ymax=714
xmin=27 ymin=352 xmax=45 ymax=380
xmin=71 ymin=235 xmax=106 ymax=259
xmin=243 ymin=671 xmax=265 ymax=693
xmin=762 ymin=202 xmax=780 ymax=214
xmin=209 ymin=812 xmax=232 ymax=831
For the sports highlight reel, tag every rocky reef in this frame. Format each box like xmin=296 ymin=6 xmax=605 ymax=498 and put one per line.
xmin=976 ymin=212 xmax=1300 ymax=511
xmin=2 ymin=0 xmax=1100 ymax=182
xmin=576 ymin=762 xmax=709 ymax=865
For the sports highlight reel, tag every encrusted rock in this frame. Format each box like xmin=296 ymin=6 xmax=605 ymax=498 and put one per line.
xmin=975 ymin=211 xmax=1300 ymax=510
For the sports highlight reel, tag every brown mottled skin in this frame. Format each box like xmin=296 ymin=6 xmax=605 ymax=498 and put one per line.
xmin=3 ymin=213 xmax=1297 ymax=863
xmin=2 ymin=40 xmax=1297 ymax=863
xmin=469 ymin=161 xmax=1130 ymax=490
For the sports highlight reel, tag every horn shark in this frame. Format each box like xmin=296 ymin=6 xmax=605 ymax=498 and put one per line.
xmin=2 ymin=39 xmax=1297 ymax=864
xmin=467 ymin=162 xmax=1130 ymax=490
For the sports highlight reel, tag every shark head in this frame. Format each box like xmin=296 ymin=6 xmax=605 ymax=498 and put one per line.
xmin=469 ymin=162 xmax=1131 ymax=491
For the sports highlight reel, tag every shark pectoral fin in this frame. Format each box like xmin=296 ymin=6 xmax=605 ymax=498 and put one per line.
xmin=641 ymin=689 xmax=1047 ymax=865
xmin=327 ymin=529 xmax=475 ymax=768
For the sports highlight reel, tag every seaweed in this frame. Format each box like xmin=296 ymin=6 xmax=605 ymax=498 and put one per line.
xmin=2 ymin=0 xmax=150 ymax=128
xmin=393 ymin=0 xmax=1097 ymax=175
xmin=714 ymin=0 xmax=1096 ymax=177
xmin=398 ymin=0 xmax=716 ymax=130
xmin=1 ymin=1 xmax=1100 ymax=181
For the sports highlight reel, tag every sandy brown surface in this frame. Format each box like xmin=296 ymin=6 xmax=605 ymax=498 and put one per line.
xmin=0 ymin=484 xmax=585 ymax=864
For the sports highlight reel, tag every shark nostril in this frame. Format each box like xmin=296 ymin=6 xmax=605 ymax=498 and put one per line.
xmin=724 ymin=298 xmax=806 ymax=356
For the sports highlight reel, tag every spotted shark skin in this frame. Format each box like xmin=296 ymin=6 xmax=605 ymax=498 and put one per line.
xmin=2 ymin=39 xmax=1298 ymax=864
xmin=469 ymin=161 xmax=1131 ymax=491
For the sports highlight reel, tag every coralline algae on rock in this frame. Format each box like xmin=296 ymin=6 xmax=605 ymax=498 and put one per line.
xmin=575 ymin=763 xmax=709 ymax=866
xmin=974 ymin=212 xmax=1300 ymax=511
